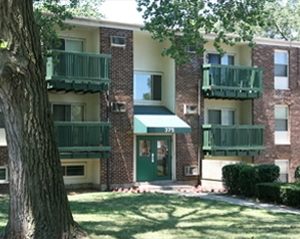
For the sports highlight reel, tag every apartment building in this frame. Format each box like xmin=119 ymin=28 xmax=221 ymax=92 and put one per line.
xmin=0 ymin=17 xmax=298 ymax=192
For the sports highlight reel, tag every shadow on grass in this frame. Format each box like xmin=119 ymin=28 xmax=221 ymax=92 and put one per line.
xmin=69 ymin=193 xmax=300 ymax=239
xmin=1 ymin=193 xmax=299 ymax=238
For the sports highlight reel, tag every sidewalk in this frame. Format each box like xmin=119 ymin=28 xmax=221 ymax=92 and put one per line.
xmin=158 ymin=190 xmax=300 ymax=215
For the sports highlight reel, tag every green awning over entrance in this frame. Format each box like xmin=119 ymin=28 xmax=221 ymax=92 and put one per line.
xmin=134 ymin=115 xmax=191 ymax=133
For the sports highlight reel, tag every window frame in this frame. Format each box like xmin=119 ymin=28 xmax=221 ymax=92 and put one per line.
xmin=206 ymin=108 xmax=236 ymax=125
xmin=275 ymin=159 xmax=289 ymax=182
xmin=56 ymin=38 xmax=85 ymax=52
xmin=51 ymin=103 xmax=85 ymax=122
xmin=134 ymin=72 xmax=163 ymax=105
xmin=61 ymin=163 xmax=86 ymax=179
xmin=206 ymin=52 xmax=235 ymax=65
xmin=274 ymin=50 xmax=289 ymax=89
xmin=0 ymin=166 xmax=8 ymax=183
xmin=0 ymin=108 xmax=4 ymax=128
xmin=274 ymin=105 xmax=290 ymax=145
xmin=185 ymin=45 xmax=197 ymax=53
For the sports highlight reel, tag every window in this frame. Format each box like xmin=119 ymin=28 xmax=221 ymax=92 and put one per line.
xmin=275 ymin=105 xmax=289 ymax=144
xmin=61 ymin=164 xmax=85 ymax=177
xmin=275 ymin=159 xmax=289 ymax=182
xmin=52 ymin=104 xmax=84 ymax=122
xmin=207 ymin=109 xmax=235 ymax=125
xmin=0 ymin=109 xmax=4 ymax=128
xmin=274 ymin=50 xmax=288 ymax=89
xmin=0 ymin=167 xmax=8 ymax=182
xmin=185 ymin=45 xmax=197 ymax=53
xmin=134 ymin=73 xmax=162 ymax=103
xmin=56 ymin=39 xmax=84 ymax=52
xmin=207 ymin=53 xmax=234 ymax=65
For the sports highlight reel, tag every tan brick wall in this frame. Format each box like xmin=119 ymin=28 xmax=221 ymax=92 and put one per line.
xmin=100 ymin=27 xmax=134 ymax=190
xmin=175 ymin=54 xmax=204 ymax=183
xmin=253 ymin=44 xmax=300 ymax=182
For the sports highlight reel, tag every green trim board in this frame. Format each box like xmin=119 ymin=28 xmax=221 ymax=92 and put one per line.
xmin=134 ymin=115 xmax=191 ymax=133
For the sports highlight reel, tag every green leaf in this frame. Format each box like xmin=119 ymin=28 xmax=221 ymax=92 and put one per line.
xmin=0 ymin=41 xmax=8 ymax=49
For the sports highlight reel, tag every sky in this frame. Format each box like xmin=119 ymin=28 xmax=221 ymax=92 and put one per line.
xmin=100 ymin=0 xmax=144 ymax=24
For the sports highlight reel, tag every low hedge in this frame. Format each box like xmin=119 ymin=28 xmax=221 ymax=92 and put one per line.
xmin=256 ymin=182 xmax=300 ymax=208
xmin=222 ymin=164 xmax=279 ymax=197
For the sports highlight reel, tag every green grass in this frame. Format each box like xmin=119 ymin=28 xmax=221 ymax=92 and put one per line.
xmin=1 ymin=192 xmax=300 ymax=238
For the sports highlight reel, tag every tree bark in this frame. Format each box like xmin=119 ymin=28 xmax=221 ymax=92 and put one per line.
xmin=0 ymin=0 xmax=87 ymax=238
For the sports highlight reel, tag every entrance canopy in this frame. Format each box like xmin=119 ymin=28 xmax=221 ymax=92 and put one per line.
xmin=134 ymin=115 xmax=191 ymax=133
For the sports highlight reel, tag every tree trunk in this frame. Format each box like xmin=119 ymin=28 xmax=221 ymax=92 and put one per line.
xmin=0 ymin=0 xmax=87 ymax=238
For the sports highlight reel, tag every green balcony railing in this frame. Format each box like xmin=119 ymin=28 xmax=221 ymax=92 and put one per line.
xmin=54 ymin=122 xmax=111 ymax=159
xmin=203 ymin=124 xmax=264 ymax=156
xmin=46 ymin=50 xmax=111 ymax=92
xmin=202 ymin=64 xmax=264 ymax=99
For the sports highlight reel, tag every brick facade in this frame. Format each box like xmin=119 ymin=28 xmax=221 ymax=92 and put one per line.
xmin=100 ymin=27 xmax=134 ymax=190
xmin=3 ymin=24 xmax=300 ymax=190
xmin=253 ymin=44 xmax=300 ymax=181
xmin=175 ymin=54 xmax=203 ymax=183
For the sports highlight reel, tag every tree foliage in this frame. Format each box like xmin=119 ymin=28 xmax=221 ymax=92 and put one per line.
xmin=137 ymin=0 xmax=274 ymax=65
xmin=34 ymin=0 xmax=104 ymax=54
xmin=255 ymin=0 xmax=300 ymax=41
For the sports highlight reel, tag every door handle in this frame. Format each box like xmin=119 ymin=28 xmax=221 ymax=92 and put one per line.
xmin=151 ymin=153 xmax=154 ymax=163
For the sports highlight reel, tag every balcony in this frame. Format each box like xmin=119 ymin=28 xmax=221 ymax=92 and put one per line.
xmin=203 ymin=124 xmax=264 ymax=156
xmin=46 ymin=50 xmax=111 ymax=93
xmin=54 ymin=122 xmax=111 ymax=159
xmin=202 ymin=64 xmax=264 ymax=99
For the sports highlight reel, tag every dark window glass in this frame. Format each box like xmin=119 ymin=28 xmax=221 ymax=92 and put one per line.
xmin=53 ymin=105 xmax=71 ymax=121
xmin=0 ymin=111 xmax=4 ymax=128
xmin=275 ymin=119 xmax=288 ymax=131
xmin=275 ymin=65 xmax=287 ymax=77
xmin=0 ymin=168 xmax=6 ymax=180
xmin=62 ymin=165 xmax=84 ymax=176
xmin=208 ymin=110 xmax=221 ymax=124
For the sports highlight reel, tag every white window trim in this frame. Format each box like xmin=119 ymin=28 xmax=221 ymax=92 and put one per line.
xmin=275 ymin=105 xmax=290 ymax=145
xmin=0 ymin=166 xmax=8 ymax=183
xmin=275 ymin=159 xmax=289 ymax=182
xmin=274 ymin=50 xmax=289 ymax=90
xmin=61 ymin=163 xmax=87 ymax=179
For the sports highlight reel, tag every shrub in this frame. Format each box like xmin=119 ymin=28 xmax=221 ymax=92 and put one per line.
xmin=239 ymin=165 xmax=256 ymax=197
xmin=222 ymin=164 xmax=244 ymax=195
xmin=294 ymin=166 xmax=300 ymax=183
xmin=256 ymin=164 xmax=280 ymax=183
xmin=256 ymin=182 xmax=282 ymax=204
xmin=222 ymin=164 xmax=280 ymax=197
xmin=256 ymin=183 xmax=300 ymax=208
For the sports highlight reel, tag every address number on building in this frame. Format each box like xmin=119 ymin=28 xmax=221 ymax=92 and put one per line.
xmin=165 ymin=127 xmax=175 ymax=133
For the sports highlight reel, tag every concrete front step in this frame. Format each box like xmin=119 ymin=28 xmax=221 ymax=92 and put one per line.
xmin=134 ymin=181 xmax=195 ymax=191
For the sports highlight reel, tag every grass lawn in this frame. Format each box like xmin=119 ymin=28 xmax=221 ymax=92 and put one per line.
xmin=1 ymin=192 xmax=300 ymax=238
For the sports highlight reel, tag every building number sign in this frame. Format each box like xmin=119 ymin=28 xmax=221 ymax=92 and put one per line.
xmin=165 ymin=127 xmax=175 ymax=133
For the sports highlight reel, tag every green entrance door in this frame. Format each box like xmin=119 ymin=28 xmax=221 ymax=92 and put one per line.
xmin=136 ymin=136 xmax=172 ymax=182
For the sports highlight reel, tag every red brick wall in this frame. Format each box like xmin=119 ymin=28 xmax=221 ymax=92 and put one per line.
xmin=99 ymin=27 xmax=134 ymax=189
xmin=253 ymin=44 xmax=300 ymax=181
xmin=175 ymin=54 xmax=204 ymax=183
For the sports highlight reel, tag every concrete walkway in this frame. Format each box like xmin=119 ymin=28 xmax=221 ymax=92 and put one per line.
xmin=158 ymin=190 xmax=300 ymax=215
